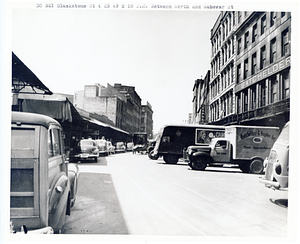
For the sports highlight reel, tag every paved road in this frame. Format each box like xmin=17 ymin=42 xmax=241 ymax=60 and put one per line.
xmin=62 ymin=152 xmax=288 ymax=237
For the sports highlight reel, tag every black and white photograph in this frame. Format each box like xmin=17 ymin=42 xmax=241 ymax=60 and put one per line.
xmin=1 ymin=0 xmax=299 ymax=243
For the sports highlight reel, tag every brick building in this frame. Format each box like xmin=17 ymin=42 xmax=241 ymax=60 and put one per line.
xmin=193 ymin=11 xmax=290 ymax=130
xmin=141 ymin=102 xmax=154 ymax=139
xmin=74 ymin=83 xmax=154 ymax=137
xmin=192 ymin=71 xmax=210 ymax=124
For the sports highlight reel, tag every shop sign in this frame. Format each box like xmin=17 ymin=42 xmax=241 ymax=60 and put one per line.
xmin=236 ymin=56 xmax=291 ymax=93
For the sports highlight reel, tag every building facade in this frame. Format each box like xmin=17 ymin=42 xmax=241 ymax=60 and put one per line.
xmin=74 ymin=83 xmax=127 ymax=129
xmin=209 ymin=11 xmax=236 ymax=125
xmin=197 ymin=11 xmax=291 ymax=130
xmin=192 ymin=71 xmax=210 ymax=124
xmin=233 ymin=11 xmax=290 ymax=129
xmin=141 ymin=102 xmax=154 ymax=139
xmin=74 ymin=83 xmax=154 ymax=137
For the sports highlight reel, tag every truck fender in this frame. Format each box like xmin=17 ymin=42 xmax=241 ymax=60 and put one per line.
xmin=192 ymin=152 xmax=212 ymax=163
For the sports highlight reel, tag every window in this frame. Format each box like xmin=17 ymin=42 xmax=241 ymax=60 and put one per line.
xmin=228 ymin=41 xmax=231 ymax=58
xmin=243 ymin=91 xmax=248 ymax=112
xmin=270 ymin=76 xmax=278 ymax=103
xmin=244 ymin=31 xmax=249 ymax=49
xmin=281 ymin=12 xmax=286 ymax=18
xmin=250 ymin=85 xmax=256 ymax=110
xmin=238 ymin=38 xmax=242 ymax=54
xmin=260 ymin=46 xmax=266 ymax=69
xmin=270 ymin=12 xmax=276 ymax=27
xmin=270 ymin=38 xmax=277 ymax=63
xmin=222 ymin=49 xmax=224 ymax=65
xmin=237 ymin=64 xmax=242 ymax=83
xmin=282 ymin=29 xmax=290 ymax=56
xmin=162 ymin=136 xmax=171 ymax=143
xmin=237 ymin=93 xmax=242 ymax=113
xmin=252 ymin=52 xmax=257 ymax=75
xmin=252 ymin=24 xmax=258 ymax=42
xmin=261 ymin=15 xmax=266 ymax=35
xmin=244 ymin=59 xmax=249 ymax=79
xmin=282 ymin=70 xmax=290 ymax=99
xmin=238 ymin=11 xmax=242 ymax=23
xmin=260 ymin=81 xmax=266 ymax=107
xmin=216 ymin=140 xmax=227 ymax=149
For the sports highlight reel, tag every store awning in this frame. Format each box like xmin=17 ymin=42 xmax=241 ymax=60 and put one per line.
xmin=12 ymin=52 xmax=53 ymax=95
xmin=21 ymin=98 xmax=81 ymax=123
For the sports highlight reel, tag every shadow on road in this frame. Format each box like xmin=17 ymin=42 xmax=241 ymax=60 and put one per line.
xmin=270 ymin=198 xmax=288 ymax=208
xmin=62 ymin=172 xmax=129 ymax=234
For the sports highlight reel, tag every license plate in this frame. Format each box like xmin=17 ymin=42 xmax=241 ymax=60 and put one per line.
xmin=81 ymin=154 xmax=89 ymax=158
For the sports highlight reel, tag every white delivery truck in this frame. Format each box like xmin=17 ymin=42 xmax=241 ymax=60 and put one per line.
xmin=184 ymin=125 xmax=280 ymax=174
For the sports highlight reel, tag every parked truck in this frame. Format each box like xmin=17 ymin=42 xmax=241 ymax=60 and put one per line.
xmin=152 ymin=124 xmax=225 ymax=164
xmin=184 ymin=125 xmax=280 ymax=174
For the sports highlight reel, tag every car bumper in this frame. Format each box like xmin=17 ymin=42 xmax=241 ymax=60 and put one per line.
xmin=74 ymin=154 xmax=97 ymax=159
xmin=12 ymin=226 xmax=54 ymax=234
xmin=259 ymin=177 xmax=288 ymax=191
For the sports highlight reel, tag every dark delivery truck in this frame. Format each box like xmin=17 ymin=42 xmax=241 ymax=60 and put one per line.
xmin=152 ymin=124 xmax=225 ymax=164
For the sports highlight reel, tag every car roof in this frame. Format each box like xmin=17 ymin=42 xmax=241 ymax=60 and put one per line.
xmin=11 ymin=111 xmax=60 ymax=129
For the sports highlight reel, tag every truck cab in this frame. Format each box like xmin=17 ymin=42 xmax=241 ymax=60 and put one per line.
xmin=10 ymin=112 xmax=72 ymax=233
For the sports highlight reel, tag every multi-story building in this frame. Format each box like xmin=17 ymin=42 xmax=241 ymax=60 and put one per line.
xmin=74 ymin=83 xmax=154 ymax=136
xmin=141 ymin=102 xmax=154 ymax=139
xmin=74 ymin=83 xmax=127 ymax=129
xmin=209 ymin=11 xmax=236 ymax=125
xmin=234 ymin=11 xmax=290 ymax=129
xmin=113 ymin=83 xmax=143 ymax=134
xmin=205 ymin=11 xmax=290 ymax=129
xmin=192 ymin=71 xmax=210 ymax=124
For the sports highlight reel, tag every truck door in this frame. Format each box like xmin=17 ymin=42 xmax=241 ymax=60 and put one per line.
xmin=213 ymin=140 xmax=231 ymax=162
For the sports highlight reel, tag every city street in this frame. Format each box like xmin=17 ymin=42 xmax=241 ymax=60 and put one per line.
xmin=62 ymin=152 xmax=288 ymax=237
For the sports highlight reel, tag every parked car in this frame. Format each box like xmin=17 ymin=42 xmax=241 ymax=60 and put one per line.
xmin=126 ymin=142 xmax=134 ymax=151
xmin=72 ymin=139 xmax=99 ymax=162
xmin=95 ymin=139 xmax=109 ymax=156
xmin=115 ymin=142 xmax=126 ymax=153
xmin=10 ymin=111 xmax=79 ymax=234
xmin=260 ymin=121 xmax=289 ymax=191
xmin=107 ymin=141 xmax=115 ymax=154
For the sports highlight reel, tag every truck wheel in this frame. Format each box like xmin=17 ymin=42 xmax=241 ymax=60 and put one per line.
xmin=239 ymin=163 xmax=250 ymax=173
xmin=191 ymin=157 xmax=207 ymax=170
xmin=148 ymin=150 xmax=159 ymax=160
xmin=163 ymin=154 xmax=178 ymax=164
xmin=249 ymin=159 xmax=264 ymax=174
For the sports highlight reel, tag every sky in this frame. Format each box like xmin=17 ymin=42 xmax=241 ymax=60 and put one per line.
xmin=11 ymin=5 xmax=220 ymax=133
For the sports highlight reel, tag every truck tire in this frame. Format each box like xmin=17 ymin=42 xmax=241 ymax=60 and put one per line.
xmin=163 ymin=154 xmax=179 ymax=164
xmin=191 ymin=156 xmax=207 ymax=170
xmin=148 ymin=150 xmax=159 ymax=160
xmin=249 ymin=159 xmax=264 ymax=174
